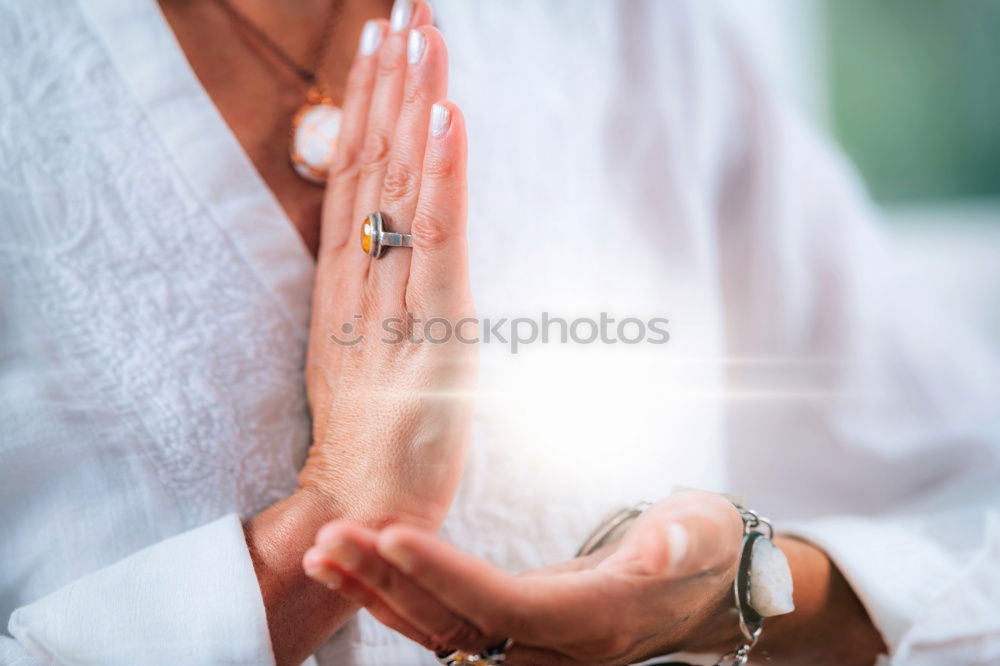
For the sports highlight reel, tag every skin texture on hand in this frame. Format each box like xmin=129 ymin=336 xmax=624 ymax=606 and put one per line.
xmin=243 ymin=3 xmax=481 ymax=663
xmin=300 ymin=11 xmax=476 ymax=534
xmin=303 ymin=491 xmax=887 ymax=665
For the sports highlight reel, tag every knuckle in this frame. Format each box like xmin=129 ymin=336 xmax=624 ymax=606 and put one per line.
xmin=421 ymin=153 xmax=457 ymax=180
xmin=328 ymin=143 xmax=360 ymax=181
xmin=360 ymin=130 xmax=392 ymax=170
xmin=410 ymin=212 xmax=452 ymax=249
xmin=381 ymin=162 xmax=420 ymax=204
xmin=377 ymin=51 xmax=406 ymax=78
xmin=401 ymin=81 xmax=429 ymax=110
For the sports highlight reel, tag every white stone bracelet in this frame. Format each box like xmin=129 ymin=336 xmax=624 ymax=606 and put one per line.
xmin=715 ymin=505 xmax=795 ymax=666
xmin=578 ymin=498 xmax=794 ymax=666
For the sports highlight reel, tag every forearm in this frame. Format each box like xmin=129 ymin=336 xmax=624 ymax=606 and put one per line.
xmin=752 ymin=537 xmax=886 ymax=665
xmin=244 ymin=487 xmax=380 ymax=666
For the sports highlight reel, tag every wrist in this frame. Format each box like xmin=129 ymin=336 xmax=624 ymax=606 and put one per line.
xmin=755 ymin=537 xmax=886 ymax=665
xmin=244 ymin=488 xmax=341 ymax=614
xmin=244 ymin=488 xmax=366 ymax=666
xmin=246 ymin=485 xmax=394 ymax=584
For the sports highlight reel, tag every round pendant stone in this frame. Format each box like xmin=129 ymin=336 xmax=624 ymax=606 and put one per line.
xmin=290 ymin=102 xmax=342 ymax=184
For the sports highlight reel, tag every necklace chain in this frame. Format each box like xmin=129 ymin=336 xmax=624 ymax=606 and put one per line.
xmin=214 ymin=0 xmax=346 ymax=87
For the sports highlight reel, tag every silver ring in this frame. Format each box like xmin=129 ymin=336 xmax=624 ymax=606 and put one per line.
xmin=361 ymin=210 xmax=412 ymax=258
xmin=435 ymin=638 xmax=513 ymax=665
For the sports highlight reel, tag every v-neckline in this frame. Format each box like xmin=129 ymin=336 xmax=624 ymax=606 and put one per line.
xmin=77 ymin=0 xmax=316 ymax=336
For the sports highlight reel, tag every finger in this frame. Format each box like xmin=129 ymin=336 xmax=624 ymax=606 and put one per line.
xmin=303 ymin=526 xmax=437 ymax=651
xmin=306 ymin=522 xmax=494 ymax=653
xmin=307 ymin=18 xmax=386 ymax=418
xmin=349 ymin=0 xmax=433 ymax=286
xmin=368 ymin=25 xmax=449 ymax=306
xmin=376 ymin=525 xmax=611 ymax=645
xmin=404 ymin=100 xmax=470 ymax=319
xmin=390 ymin=0 xmax=433 ymax=36
xmin=320 ymin=19 xmax=386 ymax=256
xmin=601 ymin=490 xmax=743 ymax=579
xmin=298 ymin=555 xmax=433 ymax=649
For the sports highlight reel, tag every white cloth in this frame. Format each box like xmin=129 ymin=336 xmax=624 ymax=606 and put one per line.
xmin=1 ymin=0 xmax=997 ymax=664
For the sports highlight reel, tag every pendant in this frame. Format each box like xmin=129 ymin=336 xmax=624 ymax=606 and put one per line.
xmin=289 ymin=86 xmax=342 ymax=185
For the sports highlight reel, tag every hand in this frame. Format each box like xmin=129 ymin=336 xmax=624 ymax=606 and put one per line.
xmin=302 ymin=490 xmax=746 ymax=664
xmin=244 ymin=6 xmax=478 ymax=663
xmin=299 ymin=9 xmax=475 ymax=531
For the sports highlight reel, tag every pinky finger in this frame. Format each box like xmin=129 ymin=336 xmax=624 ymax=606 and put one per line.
xmin=405 ymin=100 xmax=470 ymax=317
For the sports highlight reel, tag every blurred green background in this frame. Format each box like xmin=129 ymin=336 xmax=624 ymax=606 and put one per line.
xmin=727 ymin=0 xmax=1000 ymax=339
xmin=826 ymin=0 xmax=1000 ymax=203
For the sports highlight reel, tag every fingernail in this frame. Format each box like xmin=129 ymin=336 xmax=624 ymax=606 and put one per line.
xmin=359 ymin=20 xmax=383 ymax=56
xmin=430 ymin=103 xmax=450 ymax=137
xmin=303 ymin=546 xmax=326 ymax=569
xmin=330 ymin=542 xmax=362 ymax=571
xmin=377 ymin=539 xmax=415 ymax=573
xmin=664 ymin=523 xmax=690 ymax=575
xmin=390 ymin=0 xmax=413 ymax=32
xmin=305 ymin=565 xmax=343 ymax=589
xmin=407 ymin=29 xmax=427 ymax=65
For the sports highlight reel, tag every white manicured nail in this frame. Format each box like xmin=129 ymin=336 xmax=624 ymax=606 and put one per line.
xmin=359 ymin=20 xmax=382 ymax=56
xmin=390 ymin=0 xmax=413 ymax=32
xmin=664 ymin=522 xmax=690 ymax=575
xmin=430 ymin=103 xmax=450 ymax=137
xmin=407 ymin=29 xmax=427 ymax=65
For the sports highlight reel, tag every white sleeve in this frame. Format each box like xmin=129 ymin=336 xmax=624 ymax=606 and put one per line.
xmin=6 ymin=514 xmax=275 ymax=665
xmin=0 ymin=637 xmax=44 ymax=666
xmin=783 ymin=514 xmax=1000 ymax=664
xmin=701 ymin=6 xmax=1000 ymax=664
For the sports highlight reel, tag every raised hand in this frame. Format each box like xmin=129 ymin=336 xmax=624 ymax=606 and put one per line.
xmin=299 ymin=3 xmax=476 ymax=531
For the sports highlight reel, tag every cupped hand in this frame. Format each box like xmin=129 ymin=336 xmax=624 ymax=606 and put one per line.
xmin=299 ymin=3 xmax=476 ymax=531
xmin=303 ymin=490 xmax=746 ymax=664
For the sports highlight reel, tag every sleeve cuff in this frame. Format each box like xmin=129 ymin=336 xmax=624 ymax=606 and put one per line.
xmin=8 ymin=514 xmax=274 ymax=665
xmin=782 ymin=514 xmax=994 ymax=661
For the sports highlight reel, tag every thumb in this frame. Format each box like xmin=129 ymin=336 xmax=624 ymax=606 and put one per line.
xmin=601 ymin=491 xmax=743 ymax=579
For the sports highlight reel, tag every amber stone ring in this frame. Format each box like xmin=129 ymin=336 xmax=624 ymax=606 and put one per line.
xmin=361 ymin=210 xmax=412 ymax=258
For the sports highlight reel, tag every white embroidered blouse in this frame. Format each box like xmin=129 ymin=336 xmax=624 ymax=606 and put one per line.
xmin=1 ymin=1 xmax=998 ymax=664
